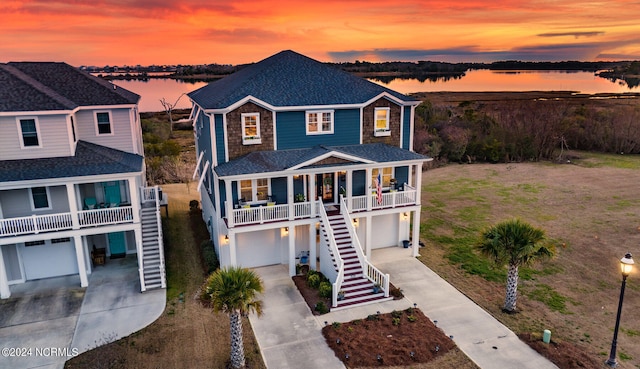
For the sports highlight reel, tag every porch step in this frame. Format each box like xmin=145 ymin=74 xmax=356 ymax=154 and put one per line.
xmin=334 ymin=295 xmax=394 ymax=311
xmin=140 ymin=206 xmax=166 ymax=291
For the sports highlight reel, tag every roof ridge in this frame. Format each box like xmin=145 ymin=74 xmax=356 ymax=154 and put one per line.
xmin=0 ymin=63 xmax=77 ymax=109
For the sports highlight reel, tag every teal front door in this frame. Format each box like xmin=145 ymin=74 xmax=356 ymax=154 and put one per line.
xmin=103 ymin=181 xmax=121 ymax=207
xmin=108 ymin=232 xmax=126 ymax=257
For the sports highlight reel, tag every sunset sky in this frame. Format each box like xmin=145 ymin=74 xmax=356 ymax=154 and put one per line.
xmin=2 ymin=0 xmax=640 ymax=66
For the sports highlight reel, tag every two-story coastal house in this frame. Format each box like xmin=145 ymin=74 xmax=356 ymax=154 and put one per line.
xmin=189 ymin=50 xmax=430 ymax=309
xmin=0 ymin=62 xmax=165 ymax=299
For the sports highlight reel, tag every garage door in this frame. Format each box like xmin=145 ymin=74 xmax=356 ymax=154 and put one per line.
xmin=21 ymin=240 xmax=78 ymax=280
xmin=236 ymin=229 xmax=282 ymax=268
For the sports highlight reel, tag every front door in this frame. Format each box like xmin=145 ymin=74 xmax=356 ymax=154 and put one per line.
xmin=102 ymin=181 xmax=121 ymax=207
xmin=317 ymin=173 xmax=335 ymax=203
xmin=108 ymin=232 xmax=126 ymax=258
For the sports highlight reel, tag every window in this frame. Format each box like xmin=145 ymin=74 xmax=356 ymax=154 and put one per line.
xmin=95 ymin=111 xmax=112 ymax=135
xmin=18 ymin=118 xmax=40 ymax=147
xmin=25 ymin=240 xmax=46 ymax=247
xmin=241 ymin=113 xmax=261 ymax=144
xmin=30 ymin=187 xmax=51 ymax=210
xmin=372 ymin=167 xmax=393 ymax=188
xmin=374 ymin=107 xmax=391 ymax=136
xmin=239 ymin=178 xmax=270 ymax=203
xmin=306 ymin=111 xmax=333 ymax=135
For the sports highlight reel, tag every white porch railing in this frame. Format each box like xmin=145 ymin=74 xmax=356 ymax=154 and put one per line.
xmin=349 ymin=183 xmax=417 ymax=212
xmin=0 ymin=207 xmax=134 ymax=237
xmin=78 ymin=207 xmax=134 ymax=227
xmin=318 ymin=199 xmax=345 ymax=308
xmin=231 ymin=201 xmax=313 ymax=226
xmin=340 ymin=196 xmax=390 ymax=298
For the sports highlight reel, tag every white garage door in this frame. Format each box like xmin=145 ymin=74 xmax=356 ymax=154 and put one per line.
xmin=236 ymin=229 xmax=282 ymax=268
xmin=21 ymin=240 xmax=78 ymax=280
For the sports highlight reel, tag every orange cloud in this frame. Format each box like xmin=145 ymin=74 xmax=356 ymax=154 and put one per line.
xmin=0 ymin=0 xmax=639 ymax=65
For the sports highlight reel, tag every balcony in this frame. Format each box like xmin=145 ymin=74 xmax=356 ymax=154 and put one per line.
xmin=232 ymin=201 xmax=313 ymax=226
xmin=0 ymin=206 xmax=134 ymax=238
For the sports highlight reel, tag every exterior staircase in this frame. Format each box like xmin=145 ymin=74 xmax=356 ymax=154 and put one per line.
xmin=140 ymin=206 xmax=166 ymax=290
xmin=322 ymin=211 xmax=392 ymax=310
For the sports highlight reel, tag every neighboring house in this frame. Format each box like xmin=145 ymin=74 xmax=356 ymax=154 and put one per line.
xmin=0 ymin=62 xmax=166 ymax=299
xmin=189 ymin=50 xmax=430 ymax=309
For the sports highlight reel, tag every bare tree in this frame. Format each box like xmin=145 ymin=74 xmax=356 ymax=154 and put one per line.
xmin=159 ymin=93 xmax=186 ymax=137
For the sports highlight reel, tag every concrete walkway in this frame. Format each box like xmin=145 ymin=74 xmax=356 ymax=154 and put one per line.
xmin=0 ymin=256 xmax=165 ymax=369
xmin=250 ymin=247 xmax=558 ymax=369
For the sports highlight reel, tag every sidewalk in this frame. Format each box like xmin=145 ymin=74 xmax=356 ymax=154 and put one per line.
xmin=250 ymin=247 xmax=558 ymax=369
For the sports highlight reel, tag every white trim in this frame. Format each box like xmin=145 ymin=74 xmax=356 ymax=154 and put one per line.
xmin=201 ymin=92 xmax=420 ymax=115
xmin=28 ymin=186 xmax=52 ymax=211
xmin=0 ymin=172 xmax=144 ymax=192
xmin=223 ymin=114 xmax=229 ymax=163
xmin=288 ymin=150 xmax=375 ymax=170
xmin=94 ymin=110 xmax=114 ymax=136
xmin=241 ymin=112 xmax=261 ymax=145
xmin=237 ymin=178 xmax=271 ymax=204
xmin=272 ymin=110 xmax=278 ymax=150
xmin=359 ymin=107 xmax=364 ymax=145
xmin=399 ymin=105 xmax=404 ymax=148
xmin=16 ymin=116 xmax=42 ymax=149
xmin=197 ymin=161 xmax=210 ymax=193
xmin=208 ymin=112 xmax=218 ymax=167
xmin=374 ymin=107 xmax=390 ymax=136
xmin=193 ymin=151 xmax=205 ymax=180
xmin=409 ymin=105 xmax=416 ymax=151
xmin=305 ymin=110 xmax=334 ymax=135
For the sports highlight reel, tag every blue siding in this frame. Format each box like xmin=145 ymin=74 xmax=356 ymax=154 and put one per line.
xmin=402 ymin=106 xmax=411 ymax=150
xmin=218 ymin=180 xmax=226 ymax=218
xmin=293 ymin=177 xmax=305 ymax=200
xmin=276 ymin=109 xmax=360 ymax=150
xmin=215 ymin=114 xmax=226 ymax=163
xmin=394 ymin=166 xmax=409 ymax=188
xmin=197 ymin=112 xmax=213 ymax=166
xmin=271 ymin=177 xmax=287 ymax=204
xmin=352 ymin=170 xmax=366 ymax=196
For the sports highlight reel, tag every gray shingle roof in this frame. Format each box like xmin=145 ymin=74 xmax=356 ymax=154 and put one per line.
xmin=189 ymin=50 xmax=419 ymax=109
xmin=0 ymin=62 xmax=139 ymax=112
xmin=215 ymin=143 xmax=429 ymax=177
xmin=0 ymin=141 xmax=143 ymax=182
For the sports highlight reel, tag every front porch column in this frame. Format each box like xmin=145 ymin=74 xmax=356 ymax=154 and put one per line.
xmin=365 ymin=214 xmax=372 ymax=259
xmin=0 ymin=247 xmax=11 ymax=299
xmin=288 ymin=226 xmax=296 ymax=276
xmin=225 ymin=180 xmax=234 ymax=227
xmin=415 ymin=163 xmax=423 ymax=196
xmin=73 ymin=236 xmax=88 ymax=287
xmin=309 ymin=174 xmax=316 ymax=216
xmin=228 ymin=230 xmax=237 ymax=266
xmin=287 ymin=175 xmax=294 ymax=220
xmin=346 ymin=170 xmax=353 ymax=211
xmin=412 ymin=209 xmax=421 ymax=257
xmin=128 ymin=178 xmax=141 ymax=223
xmin=309 ymin=223 xmax=316 ymax=271
xmin=66 ymin=184 xmax=80 ymax=229
xmin=365 ymin=167 xmax=372 ymax=211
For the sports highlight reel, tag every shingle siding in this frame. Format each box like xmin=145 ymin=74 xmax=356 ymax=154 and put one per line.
xmin=362 ymin=98 xmax=401 ymax=147
xmin=226 ymin=102 xmax=275 ymax=161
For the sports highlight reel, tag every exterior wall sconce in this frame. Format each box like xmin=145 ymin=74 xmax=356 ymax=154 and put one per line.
xmin=402 ymin=212 xmax=409 ymax=220
xmin=352 ymin=218 xmax=359 ymax=227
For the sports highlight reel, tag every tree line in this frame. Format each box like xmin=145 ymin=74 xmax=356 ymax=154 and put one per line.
xmin=413 ymin=98 xmax=640 ymax=163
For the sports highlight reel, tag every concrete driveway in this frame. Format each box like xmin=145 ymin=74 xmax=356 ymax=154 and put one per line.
xmin=0 ymin=256 xmax=165 ymax=369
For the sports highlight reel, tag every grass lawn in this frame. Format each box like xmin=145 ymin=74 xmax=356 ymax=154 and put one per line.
xmin=65 ymin=183 xmax=266 ymax=369
xmin=419 ymin=151 xmax=640 ymax=368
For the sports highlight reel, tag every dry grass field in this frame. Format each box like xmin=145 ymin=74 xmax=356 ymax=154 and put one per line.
xmin=418 ymin=152 xmax=640 ymax=368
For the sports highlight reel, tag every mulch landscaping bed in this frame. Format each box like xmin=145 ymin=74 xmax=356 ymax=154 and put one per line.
xmin=292 ymin=275 xmax=331 ymax=315
xmin=518 ymin=333 xmax=604 ymax=369
xmin=322 ymin=308 xmax=456 ymax=367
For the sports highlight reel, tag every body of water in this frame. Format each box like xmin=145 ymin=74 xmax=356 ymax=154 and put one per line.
xmin=112 ymin=69 xmax=638 ymax=112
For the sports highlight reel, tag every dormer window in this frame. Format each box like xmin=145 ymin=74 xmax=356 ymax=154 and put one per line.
xmin=306 ymin=110 xmax=333 ymax=135
xmin=374 ymin=107 xmax=391 ymax=137
xmin=95 ymin=111 xmax=113 ymax=135
xmin=242 ymin=113 xmax=261 ymax=145
xmin=18 ymin=118 xmax=41 ymax=148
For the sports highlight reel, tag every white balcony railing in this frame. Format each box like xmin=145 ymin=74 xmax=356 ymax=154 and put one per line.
xmin=0 ymin=206 xmax=135 ymax=237
xmin=349 ymin=184 xmax=417 ymax=212
xmin=232 ymin=201 xmax=314 ymax=226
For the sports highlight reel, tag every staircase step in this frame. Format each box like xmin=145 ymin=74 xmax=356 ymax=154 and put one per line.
xmin=334 ymin=295 xmax=393 ymax=311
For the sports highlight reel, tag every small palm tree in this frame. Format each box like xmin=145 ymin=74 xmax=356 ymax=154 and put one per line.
xmin=205 ymin=266 xmax=264 ymax=368
xmin=477 ymin=219 xmax=555 ymax=313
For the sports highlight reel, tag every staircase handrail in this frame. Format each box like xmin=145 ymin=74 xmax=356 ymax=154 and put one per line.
xmin=153 ymin=185 xmax=167 ymax=288
xmin=340 ymin=195 xmax=390 ymax=298
xmin=318 ymin=198 xmax=344 ymax=308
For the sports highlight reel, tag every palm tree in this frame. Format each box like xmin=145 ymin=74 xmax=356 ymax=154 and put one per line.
xmin=205 ymin=266 xmax=264 ymax=368
xmin=477 ymin=219 xmax=555 ymax=313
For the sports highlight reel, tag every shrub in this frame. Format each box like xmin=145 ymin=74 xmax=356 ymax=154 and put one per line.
xmin=314 ymin=301 xmax=329 ymax=314
xmin=391 ymin=310 xmax=403 ymax=319
xmin=318 ymin=281 xmax=332 ymax=298
xmin=200 ymin=240 xmax=219 ymax=274
xmin=407 ymin=315 xmax=417 ymax=323
xmin=307 ymin=273 xmax=321 ymax=289
xmin=392 ymin=317 xmax=401 ymax=326
xmin=366 ymin=314 xmax=380 ymax=321
xmin=332 ymin=321 xmax=341 ymax=329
